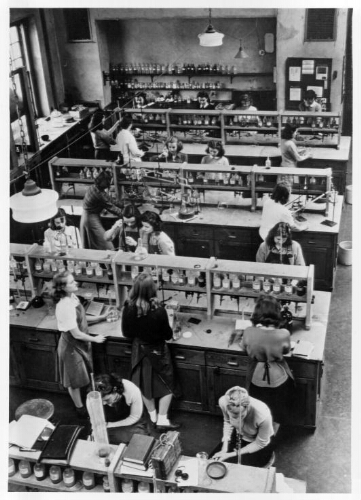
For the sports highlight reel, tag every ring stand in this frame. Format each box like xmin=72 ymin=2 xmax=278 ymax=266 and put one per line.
xmin=321 ymin=190 xmax=338 ymax=227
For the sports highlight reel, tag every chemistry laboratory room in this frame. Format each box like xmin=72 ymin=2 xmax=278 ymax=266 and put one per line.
xmin=8 ymin=4 xmax=357 ymax=495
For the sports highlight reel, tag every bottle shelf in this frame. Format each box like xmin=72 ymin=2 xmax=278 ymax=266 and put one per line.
xmin=8 ymin=473 xmax=86 ymax=492
xmin=224 ymin=126 xmax=278 ymax=133
xmin=211 ymin=287 xmax=307 ymax=303
xmin=32 ymin=272 xmax=113 ymax=284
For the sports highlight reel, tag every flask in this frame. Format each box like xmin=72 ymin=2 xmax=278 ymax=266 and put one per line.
xmin=34 ymin=462 xmax=47 ymax=481
xmin=49 ymin=465 xmax=62 ymax=484
xmin=134 ymin=238 xmax=148 ymax=261
xmin=83 ymin=471 xmax=95 ymax=490
xmin=63 ymin=467 xmax=76 ymax=488
xmin=265 ymin=157 xmax=271 ymax=167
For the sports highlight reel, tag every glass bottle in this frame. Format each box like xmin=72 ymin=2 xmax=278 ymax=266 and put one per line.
xmin=232 ymin=274 xmax=240 ymax=290
xmin=19 ymin=460 xmax=32 ymax=478
xmin=103 ymin=475 xmax=110 ymax=493
xmin=121 ymin=478 xmax=134 ymax=493
xmin=83 ymin=471 xmax=95 ymax=490
xmin=95 ymin=263 xmax=104 ymax=278
xmin=49 ymin=465 xmax=62 ymax=484
xmin=134 ymin=238 xmax=148 ymax=261
xmin=213 ymin=273 xmax=221 ymax=289
xmin=272 ymin=278 xmax=282 ymax=294
xmin=131 ymin=265 xmax=139 ymax=280
xmin=63 ymin=467 xmax=76 ymax=488
xmin=162 ymin=268 xmax=170 ymax=283
xmin=58 ymin=232 xmax=67 ymax=256
xmin=50 ymin=259 xmax=58 ymax=273
xmin=252 ymin=279 xmax=261 ymax=292
xmin=222 ymin=273 xmax=230 ymax=290
xmin=74 ymin=262 xmax=82 ymax=276
xmin=35 ymin=258 xmax=43 ymax=272
xmin=198 ymin=272 xmax=206 ymax=288
xmin=187 ymin=271 xmax=196 ymax=286
xmin=285 ymin=280 xmax=293 ymax=295
xmin=86 ymin=263 xmax=94 ymax=277
xmin=138 ymin=481 xmax=151 ymax=493
xmin=171 ymin=269 xmax=179 ymax=285
xmin=34 ymin=462 xmax=47 ymax=481
xmin=265 ymin=157 xmax=271 ymax=167
xmin=8 ymin=458 xmax=16 ymax=477
xmin=178 ymin=270 xmax=186 ymax=286
xmin=263 ymin=279 xmax=271 ymax=293
xmin=43 ymin=259 xmax=51 ymax=273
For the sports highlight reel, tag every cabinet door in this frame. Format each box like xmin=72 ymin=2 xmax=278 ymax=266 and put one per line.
xmin=214 ymin=228 xmax=258 ymax=261
xmin=206 ymin=366 xmax=247 ymax=415
xmin=177 ymin=237 xmax=214 ymax=258
xmin=13 ymin=342 xmax=60 ymax=391
xmin=286 ymin=377 xmax=318 ymax=428
xmin=172 ymin=362 xmax=207 ymax=412
xmin=105 ymin=342 xmax=133 ymax=380
xmin=9 ymin=343 xmax=21 ymax=386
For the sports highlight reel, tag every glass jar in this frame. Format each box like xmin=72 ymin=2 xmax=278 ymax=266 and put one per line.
xmin=171 ymin=270 xmax=179 ymax=285
xmin=103 ymin=475 xmax=110 ymax=493
xmin=131 ymin=266 xmax=139 ymax=280
xmin=35 ymin=259 xmax=43 ymax=272
xmin=138 ymin=481 xmax=151 ymax=493
xmin=86 ymin=265 xmax=94 ymax=277
xmin=263 ymin=280 xmax=271 ymax=293
xmin=95 ymin=264 xmax=104 ymax=278
xmin=74 ymin=263 xmax=82 ymax=276
xmin=82 ymin=471 xmax=95 ymax=490
xmin=213 ymin=273 xmax=221 ymax=289
xmin=162 ymin=269 xmax=170 ymax=283
xmin=49 ymin=465 xmax=62 ymax=484
xmin=19 ymin=460 xmax=32 ymax=478
xmin=222 ymin=274 xmax=230 ymax=290
xmin=121 ymin=478 xmax=134 ymax=493
xmin=63 ymin=467 xmax=76 ymax=488
xmin=252 ymin=279 xmax=261 ymax=292
xmin=232 ymin=275 xmax=240 ymax=290
xmin=8 ymin=458 xmax=16 ymax=477
xmin=272 ymin=278 xmax=282 ymax=294
xmin=178 ymin=270 xmax=186 ymax=286
xmin=187 ymin=271 xmax=196 ymax=286
xmin=34 ymin=462 xmax=47 ymax=481
xmin=285 ymin=281 xmax=293 ymax=295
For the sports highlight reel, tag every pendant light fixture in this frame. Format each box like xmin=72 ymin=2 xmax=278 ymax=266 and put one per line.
xmin=198 ymin=8 xmax=224 ymax=47
xmin=234 ymin=40 xmax=249 ymax=59
xmin=10 ymin=178 xmax=59 ymax=223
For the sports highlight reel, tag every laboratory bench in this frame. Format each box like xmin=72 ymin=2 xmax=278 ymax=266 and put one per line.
xmin=10 ymin=281 xmax=331 ymax=429
xmin=56 ymin=194 xmax=344 ymax=292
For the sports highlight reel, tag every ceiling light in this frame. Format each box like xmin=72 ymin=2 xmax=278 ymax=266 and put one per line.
xmin=234 ymin=42 xmax=249 ymax=59
xmin=10 ymin=178 xmax=59 ymax=223
xmin=198 ymin=8 xmax=224 ymax=47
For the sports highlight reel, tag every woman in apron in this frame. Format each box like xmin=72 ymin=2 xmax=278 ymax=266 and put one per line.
xmin=93 ymin=373 xmax=150 ymax=444
xmin=140 ymin=211 xmax=175 ymax=256
xmin=256 ymin=222 xmax=305 ymax=266
xmin=53 ymin=271 xmax=107 ymax=417
xmin=121 ymin=272 xmax=181 ymax=431
xmin=240 ymin=295 xmax=294 ymax=424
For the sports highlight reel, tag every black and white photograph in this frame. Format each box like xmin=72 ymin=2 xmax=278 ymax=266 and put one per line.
xmin=6 ymin=1 xmax=359 ymax=496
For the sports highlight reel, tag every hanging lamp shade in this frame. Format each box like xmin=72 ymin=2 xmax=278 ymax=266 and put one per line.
xmin=10 ymin=179 xmax=59 ymax=223
xmin=198 ymin=9 xmax=224 ymax=47
xmin=234 ymin=43 xmax=249 ymax=59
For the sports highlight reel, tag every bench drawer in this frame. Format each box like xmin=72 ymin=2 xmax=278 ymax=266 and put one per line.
xmin=170 ymin=346 xmax=205 ymax=365
xmin=10 ymin=327 xmax=58 ymax=346
xmin=206 ymin=351 xmax=248 ymax=370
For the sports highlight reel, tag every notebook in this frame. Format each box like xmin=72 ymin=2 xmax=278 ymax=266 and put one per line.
xmin=85 ymin=301 xmax=105 ymax=316
xmin=292 ymin=340 xmax=314 ymax=358
xmin=9 ymin=415 xmax=55 ymax=450
xmin=122 ymin=434 xmax=156 ymax=468
xmin=39 ymin=424 xmax=83 ymax=465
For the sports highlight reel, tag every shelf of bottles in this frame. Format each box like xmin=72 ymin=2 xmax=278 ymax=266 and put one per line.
xmin=209 ymin=259 xmax=314 ymax=329
xmin=280 ymin=111 xmax=342 ymax=149
xmin=113 ymin=252 xmax=210 ymax=311
xmin=10 ymin=243 xmax=36 ymax=297
xmin=113 ymin=252 xmax=314 ymax=328
xmin=251 ymin=166 xmax=332 ymax=214
xmin=27 ymin=245 xmax=116 ymax=289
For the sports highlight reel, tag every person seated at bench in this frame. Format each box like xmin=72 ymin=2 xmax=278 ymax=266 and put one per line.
xmin=211 ymin=386 xmax=275 ymax=467
xmin=150 ymin=136 xmax=188 ymax=163
xmin=44 ymin=208 xmax=82 ymax=252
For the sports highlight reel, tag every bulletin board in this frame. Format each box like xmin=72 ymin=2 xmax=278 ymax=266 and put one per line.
xmin=285 ymin=58 xmax=332 ymax=111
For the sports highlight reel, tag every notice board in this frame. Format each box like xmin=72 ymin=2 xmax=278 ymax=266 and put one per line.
xmin=285 ymin=57 xmax=332 ymax=111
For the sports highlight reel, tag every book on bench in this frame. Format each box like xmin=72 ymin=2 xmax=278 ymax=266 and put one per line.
xmin=122 ymin=434 xmax=156 ymax=471
xmin=39 ymin=424 xmax=83 ymax=465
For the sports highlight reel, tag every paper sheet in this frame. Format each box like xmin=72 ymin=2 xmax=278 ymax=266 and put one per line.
xmin=9 ymin=415 xmax=54 ymax=449
xmin=289 ymin=88 xmax=301 ymax=101
xmin=289 ymin=67 xmax=301 ymax=82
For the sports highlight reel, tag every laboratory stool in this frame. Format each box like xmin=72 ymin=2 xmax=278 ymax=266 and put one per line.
xmin=15 ymin=398 xmax=54 ymax=421
xmin=263 ymin=451 xmax=276 ymax=469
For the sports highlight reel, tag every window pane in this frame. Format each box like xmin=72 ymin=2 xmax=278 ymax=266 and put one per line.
xmin=10 ymin=25 xmax=24 ymax=69
xmin=10 ymin=74 xmax=30 ymax=146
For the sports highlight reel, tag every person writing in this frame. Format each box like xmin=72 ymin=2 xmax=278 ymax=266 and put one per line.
xmin=211 ymin=386 xmax=275 ymax=467
xmin=299 ymin=89 xmax=322 ymax=113
xmin=240 ymin=296 xmax=294 ymax=423
xmin=53 ymin=271 xmax=107 ymax=418
xmin=150 ymin=136 xmax=188 ymax=163
xmin=140 ymin=211 xmax=175 ymax=256
xmin=259 ymin=182 xmax=308 ymax=241
xmin=93 ymin=373 xmax=150 ymax=444
xmin=80 ymin=171 xmax=123 ymax=250
xmin=256 ymin=222 xmax=305 ymax=265
xmin=104 ymin=204 xmax=142 ymax=252
xmin=89 ymin=111 xmax=120 ymax=160
xmin=115 ymin=116 xmax=144 ymax=165
xmin=121 ymin=272 xmax=181 ymax=430
xmin=280 ymin=123 xmax=313 ymax=168
xmin=44 ymin=208 xmax=82 ymax=252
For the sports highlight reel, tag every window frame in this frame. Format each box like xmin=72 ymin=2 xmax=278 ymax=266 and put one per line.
xmin=304 ymin=9 xmax=337 ymax=42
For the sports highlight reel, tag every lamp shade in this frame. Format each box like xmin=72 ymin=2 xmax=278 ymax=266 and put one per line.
xmin=235 ymin=45 xmax=249 ymax=59
xmin=199 ymin=26 xmax=224 ymax=47
xmin=10 ymin=179 xmax=59 ymax=223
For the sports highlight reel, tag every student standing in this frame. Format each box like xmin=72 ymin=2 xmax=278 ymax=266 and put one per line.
xmin=115 ymin=116 xmax=144 ymax=165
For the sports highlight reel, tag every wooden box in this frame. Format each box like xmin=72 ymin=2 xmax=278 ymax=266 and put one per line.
xmin=151 ymin=431 xmax=182 ymax=479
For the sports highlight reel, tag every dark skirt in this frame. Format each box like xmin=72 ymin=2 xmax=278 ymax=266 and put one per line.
xmin=132 ymin=355 xmax=171 ymax=399
xmin=107 ymin=417 xmax=149 ymax=445
xmin=249 ymin=377 xmax=294 ymax=423
xmin=80 ymin=211 xmax=114 ymax=250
